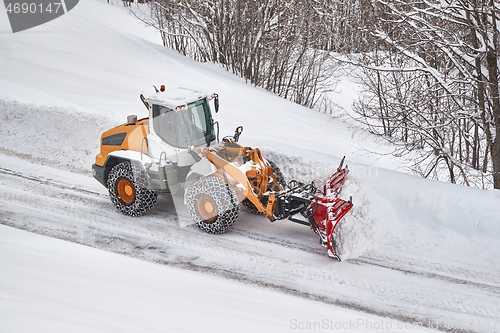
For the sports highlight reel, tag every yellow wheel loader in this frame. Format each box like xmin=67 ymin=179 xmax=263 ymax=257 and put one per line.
xmin=92 ymin=86 xmax=353 ymax=259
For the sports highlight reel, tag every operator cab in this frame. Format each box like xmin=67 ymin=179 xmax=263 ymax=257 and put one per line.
xmin=146 ymin=87 xmax=217 ymax=149
xmin=145 ymin=87 xmax=219 ymax=167
xmin=151 ymin=99 xmax=215 ymax=149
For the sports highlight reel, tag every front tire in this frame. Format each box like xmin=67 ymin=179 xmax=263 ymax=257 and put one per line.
xmin=267 ymin=159 xmax=286 ymax=188
xmin=107 ymin=161 xmax=157 ymax=217
xmin=185 ymin=176 xmax=239 ymax=234
xmin=242 ymin=159 xmax=285 ymax=214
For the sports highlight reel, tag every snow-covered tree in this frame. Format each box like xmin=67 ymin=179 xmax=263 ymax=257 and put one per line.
xmin=352 ymin=0 xmax=500 ymax=189
xmin=129 ymin=0 xmax=352 ymax=108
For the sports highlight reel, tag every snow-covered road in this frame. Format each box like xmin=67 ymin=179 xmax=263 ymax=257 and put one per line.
xmin=2 ymin=153 xmax=499 ymax=333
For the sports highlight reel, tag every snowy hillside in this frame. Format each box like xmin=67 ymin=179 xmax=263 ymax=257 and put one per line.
xmin=1 ymin=1 xmax=500 ymax=332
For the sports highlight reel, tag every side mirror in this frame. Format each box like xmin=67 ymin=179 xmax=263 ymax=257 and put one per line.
xmin=234 ymin=126 xmax=243 ymax=142
xmin=214 ymin=95 xmax=219 ymax=113
xmin=211 ymin=93 xmax=219 ymax=113
xmin=140 ymin=94 xmax=149 ymax=110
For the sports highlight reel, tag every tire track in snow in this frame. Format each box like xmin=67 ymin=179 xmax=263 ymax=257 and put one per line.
xmin=350 ymin=257 xmax=500 ymax=293
xmin=0 ymin=167 xmax=104 ymax=197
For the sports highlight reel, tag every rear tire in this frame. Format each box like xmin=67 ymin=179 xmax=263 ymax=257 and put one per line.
xmin=107 ymin=161 xmax=157 ymax=217
xmin=186 ymin=176 xmax=239 ymax=234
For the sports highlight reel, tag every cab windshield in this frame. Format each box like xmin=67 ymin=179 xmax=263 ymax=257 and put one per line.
xmin=152 ymin=98 xmax=215 ymax=149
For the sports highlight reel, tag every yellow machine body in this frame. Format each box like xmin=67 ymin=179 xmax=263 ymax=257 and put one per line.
xmin=94 ymin=118 xmax=149 ymax=167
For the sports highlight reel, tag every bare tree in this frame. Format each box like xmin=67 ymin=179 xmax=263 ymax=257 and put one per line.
xmin=128 ymin=0 xmax=347 ymax=108
xmin=349 ymin=0 xmax=500 ymax=188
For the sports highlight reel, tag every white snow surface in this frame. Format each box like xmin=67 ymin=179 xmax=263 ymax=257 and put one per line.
xmin=1 ymin=224 xmax=438 ymax=333
xmin=1 ymin=1 xmax=500 ymax=332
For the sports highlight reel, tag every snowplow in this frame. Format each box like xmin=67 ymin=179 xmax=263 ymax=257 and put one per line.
xmin=92 ymin=86 xmax=353 ymax=259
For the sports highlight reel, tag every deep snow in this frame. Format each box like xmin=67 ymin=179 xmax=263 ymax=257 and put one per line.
xmin=2 ymin=224 xmax=443 ymax=333
xmin=1 ymin=0 xmax=500 ymax=332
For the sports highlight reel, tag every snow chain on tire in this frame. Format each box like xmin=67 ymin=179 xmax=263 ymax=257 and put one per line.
xmin=186 ymin=176 xmax=239 ymax=234
xmin=267 ymin=159 xmax=286 ymax=187
xmin=242 ymin=159 xmax=286 ymax=214
xmin=107 ymin=161 xmax=157 ymax=217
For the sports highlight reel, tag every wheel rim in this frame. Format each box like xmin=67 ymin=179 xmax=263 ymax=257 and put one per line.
xmin=117 ymin=178 xmax=136 ymax=205
xmin=197 ymin=195 xmax=217 ymax=222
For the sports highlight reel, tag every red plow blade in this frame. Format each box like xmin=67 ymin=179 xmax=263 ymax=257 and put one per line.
xmin=324 ymin=156 xmax=348 ymax=197
xmin=311 ymin=157 xmax=353 ymax=260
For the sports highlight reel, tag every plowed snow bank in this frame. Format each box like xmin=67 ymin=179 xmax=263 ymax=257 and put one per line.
xmin=0 ymin=99 xmax=115 ymax=173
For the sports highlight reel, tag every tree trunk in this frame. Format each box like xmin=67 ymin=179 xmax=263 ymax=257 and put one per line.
xmin=487 ymin=0 xmax=500 ymax=189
